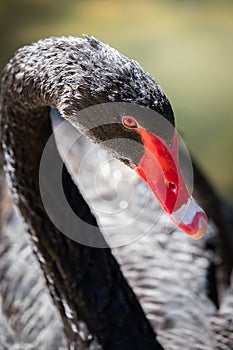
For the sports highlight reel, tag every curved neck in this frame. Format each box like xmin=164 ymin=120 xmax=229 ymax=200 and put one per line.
xmin=1 ymin=38 xmax=163 ymax=349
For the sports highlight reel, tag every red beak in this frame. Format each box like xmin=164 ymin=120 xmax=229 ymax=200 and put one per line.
xmin=133 ymin=127 xmax=208 ymax=240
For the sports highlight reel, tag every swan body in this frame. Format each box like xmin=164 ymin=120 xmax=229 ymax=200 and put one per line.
xmin=0 ymin=36 xmax=232 ymax=350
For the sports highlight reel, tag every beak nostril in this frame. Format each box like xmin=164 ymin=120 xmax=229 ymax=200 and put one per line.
xmin=169 ymin=182 xmax=176 ymax=189
xmin=167 ymin=181 xmax=176 ymax=192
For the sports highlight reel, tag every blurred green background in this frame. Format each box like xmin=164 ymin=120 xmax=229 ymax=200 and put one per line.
xmin=1 ymin=0 xmax=233 ymax=205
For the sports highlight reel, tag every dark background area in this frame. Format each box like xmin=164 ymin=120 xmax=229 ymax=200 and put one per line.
xmin=1 ymin=0 xmax=233 ymax=205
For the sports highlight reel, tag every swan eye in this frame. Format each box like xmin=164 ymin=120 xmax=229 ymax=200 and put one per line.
xmin=122 ymin=116 xmax=138 ymax=129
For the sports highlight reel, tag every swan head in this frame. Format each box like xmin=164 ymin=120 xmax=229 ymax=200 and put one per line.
xmin=63 ymin=100 xmax=207 ymax=240
xmin=60 ymin=36 xmax=208 ymax=239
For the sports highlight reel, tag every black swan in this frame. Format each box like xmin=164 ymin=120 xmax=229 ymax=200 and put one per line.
xmin=0 ymin=36 xmax=233 ymax=350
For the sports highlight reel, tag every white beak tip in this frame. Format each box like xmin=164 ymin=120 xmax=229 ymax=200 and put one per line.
xmin=171 ymin=197 xmax=208 ymax=239
xmin=189 ymin=214 xmax=208 ymax=240
xmin=190 ymin=229 xmax=205 ymax=240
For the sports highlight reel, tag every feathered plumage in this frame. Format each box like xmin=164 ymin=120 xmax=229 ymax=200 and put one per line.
xmin=0 ymin=36 xmax=232 ymax=350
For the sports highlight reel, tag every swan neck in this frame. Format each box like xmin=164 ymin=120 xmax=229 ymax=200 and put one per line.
xmin=0 ymin=38 xmax=163 ymax=349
